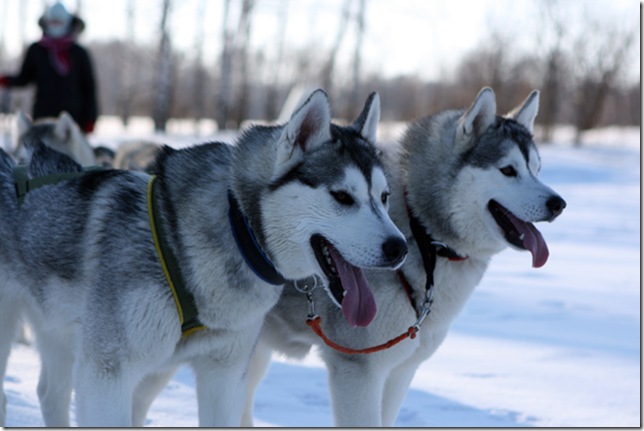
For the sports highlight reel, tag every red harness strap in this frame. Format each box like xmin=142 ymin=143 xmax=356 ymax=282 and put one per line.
xmin=306 ymin=315 xmax=418 ymax=355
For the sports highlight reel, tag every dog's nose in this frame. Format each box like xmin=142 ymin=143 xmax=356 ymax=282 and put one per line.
xmin=547 ymin=195 xmax=566 ymax=219
xmin=382 ymin=237 xmax=408 ymax=265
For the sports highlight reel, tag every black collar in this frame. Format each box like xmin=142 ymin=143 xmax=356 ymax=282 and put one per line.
xmin=407 ymin=208 xmax=467 ymax=289
xmin=227 ymin=190 xmax=287 ymax=286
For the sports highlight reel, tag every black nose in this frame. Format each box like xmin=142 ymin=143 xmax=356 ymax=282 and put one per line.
xmin=382 ymin=237 xmax=408 ymax=266
xmin=547 ymin=195 xmax=566 ymax=219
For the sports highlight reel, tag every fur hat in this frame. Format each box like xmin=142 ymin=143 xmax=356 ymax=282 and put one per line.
xmin=38 ymin=1 xmax=85 ymax=36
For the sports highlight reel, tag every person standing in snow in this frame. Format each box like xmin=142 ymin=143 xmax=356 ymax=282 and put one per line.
xmin=0 ymin=1 xmax=99 ymax=134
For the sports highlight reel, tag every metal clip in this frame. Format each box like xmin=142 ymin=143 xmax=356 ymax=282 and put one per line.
xmin=412 ymin=286 xmax=434 ymax=331
xmin=293 ymin=276 xmax=319 ymax=319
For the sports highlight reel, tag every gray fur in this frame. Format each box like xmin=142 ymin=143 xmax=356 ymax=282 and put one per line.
xmin=244 ymin=87 xmax=567 ymax=426
xmin=0 ymin=89 xmax=407 ymax=426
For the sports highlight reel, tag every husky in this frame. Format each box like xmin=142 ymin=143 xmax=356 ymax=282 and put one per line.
xmin=243 ymin=87 xmax=566 ymax=427
xmin=112 ymin=139 xmax=160 ymax=172
xmin=0 ymin=149 xmax=19 ymax=427
xmin=1 ymin=89 xmax=407 ymax=427
xmin=15 ymin=111 xmax=97 ymax=165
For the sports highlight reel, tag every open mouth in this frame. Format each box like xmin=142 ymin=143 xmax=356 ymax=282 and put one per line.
xmin=311 ymin=235 xmax=377 ymax=327
xmin=487 ymin=200 xmax=549 ymax=268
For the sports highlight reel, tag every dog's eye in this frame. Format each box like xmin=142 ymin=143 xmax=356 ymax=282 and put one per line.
xmin=331 ymin=190 xmax=355 ymax=206
xmin=500 ymin=166 xmax=517 ymax=177
xmin=381 ymin=191 xmax=390 ymax=205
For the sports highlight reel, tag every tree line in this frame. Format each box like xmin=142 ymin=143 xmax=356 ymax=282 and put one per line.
xmin=1 ymin=0 xmax=638 ymax=144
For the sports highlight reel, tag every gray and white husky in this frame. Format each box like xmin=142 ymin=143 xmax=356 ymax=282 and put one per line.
xmin=14 ymin=111 xmax=97 ymax=166
xmin=0 ymin=89 xmax=407 ymax=426
xmin=0 ymin=149 xmax=20 ymax=427
xmin=243 ymin=87 xmax=566 ymax=426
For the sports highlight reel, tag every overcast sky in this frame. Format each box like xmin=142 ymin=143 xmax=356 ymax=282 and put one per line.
xmin=0 ymin=0 xmax=639 ymax=82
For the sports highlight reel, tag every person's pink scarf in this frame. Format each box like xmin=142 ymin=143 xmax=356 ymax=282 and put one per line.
xmin=39 ymin=35 xmax=75 ymax=76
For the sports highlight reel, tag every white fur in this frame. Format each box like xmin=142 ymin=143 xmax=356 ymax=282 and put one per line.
xmin=243 ymin=87 xmax=566 ymax=427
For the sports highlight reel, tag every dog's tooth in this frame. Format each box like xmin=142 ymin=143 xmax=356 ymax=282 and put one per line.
xmin=519 ymin=233 xmax=525 ymax=240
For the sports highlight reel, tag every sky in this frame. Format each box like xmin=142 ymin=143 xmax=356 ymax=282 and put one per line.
xmin=0 ymin=0 xmax=639 ymax=82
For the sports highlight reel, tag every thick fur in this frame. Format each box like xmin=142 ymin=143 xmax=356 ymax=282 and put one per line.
xmin=0 ymin=89 xmax=407 ymax=426
xmin=0 ymin=149 xmax=19 ymax=426
xmin=243 ymin=87 xmax=566 ymax=426
xmin=15 ymin=111 xmax=97 ymax=165
xmin=113 ymin=140 xmax=160 ymax=172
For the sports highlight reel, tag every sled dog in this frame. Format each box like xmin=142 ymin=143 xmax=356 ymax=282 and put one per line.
xmin=0 ymin=149 xmax=20 ymax=427
xmin=243 ymin=87 xmax=566 ymax=426
xmin=3 ymin=89 xmax=407 ymax=426
xmin=15 ymin=111 xmax=97 ymax=166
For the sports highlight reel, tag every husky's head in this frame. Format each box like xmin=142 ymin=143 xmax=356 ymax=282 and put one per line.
xmin=15 ymin=111 xmax=96 ymax=166
xmin=261 ymin=90 xmax=407 ymax=327
xmin=404 ymin=87 xmax=565 ymax=267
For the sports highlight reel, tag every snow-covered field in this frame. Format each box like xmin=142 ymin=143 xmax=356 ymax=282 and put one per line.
xmin=1 ymin=122 xmax=640 ymax=427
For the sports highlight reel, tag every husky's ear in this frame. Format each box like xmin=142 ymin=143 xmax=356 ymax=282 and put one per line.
xmin=351 ymin=92 xmax=380 ymax=143
xmin=275 ymin=89 xmax=332 ymax=168
xmin=507 ymin=90 xmax=539 ymax=134
xmin=17 ymin=111 xmax=32 ymax=136
xmin=456 ymin=87 xmax=496 ymax=148
xmin=55 ymin=111 xmax=79 ymax=140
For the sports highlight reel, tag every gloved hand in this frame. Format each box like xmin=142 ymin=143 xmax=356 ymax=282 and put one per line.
xmin=0 ymin=76 xmax=10 ymax=86
xmin=82 ymin=120 xmax=95 ymax=134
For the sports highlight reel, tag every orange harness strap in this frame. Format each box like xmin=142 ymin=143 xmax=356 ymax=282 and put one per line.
xmin=306 ymin=315 xmax=418 ymax=355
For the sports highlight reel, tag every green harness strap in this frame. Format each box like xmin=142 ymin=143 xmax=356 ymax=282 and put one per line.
xmin=12 ymin=164 xmax=103 ymax=206
xmin=12 ymin=166 xmax=205 ymax=337
xmin=147 ymin=175 xmax=205 ymax=337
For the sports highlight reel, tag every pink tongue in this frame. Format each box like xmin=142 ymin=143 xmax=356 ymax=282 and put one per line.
xmin=506 ymin=212 xmax=549 ymax=268
xmin=328 ymin=246 xmax=377 ymax=327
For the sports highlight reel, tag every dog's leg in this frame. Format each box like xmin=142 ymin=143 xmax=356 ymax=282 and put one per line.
xmin=74 ymin=355 xmax=134 ymax=426
xmin=131 ymin=368 xmax=177 ymax=427
xmin=191 ymin=331 xmax=259 ymax=427
xmin=0 ymin=299 xmax=21 ymax=426
xmin=242 ymin=336 xmax=273 ymax=427
xmin=35 ymin=329 xmax=75 ymax=426
xmin=326 ymin=354 xmax=386 ymax=427
xmin=381 ymin=362 xmax=419 ymax=426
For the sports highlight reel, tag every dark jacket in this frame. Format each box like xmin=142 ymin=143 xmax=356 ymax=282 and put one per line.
xmin=4 ymin=38 xmax=98 ymax=131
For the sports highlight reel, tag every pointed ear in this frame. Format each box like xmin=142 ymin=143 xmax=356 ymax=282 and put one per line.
xmin=275 ymin=89 xmax=332 ymax=168
xmin=456 ymin=87 xmax=496 ymax=148
xmin=17 ymin=111 xmax=32 ymax=136
xmin=55 ymin=111 xmax=78 ymax=139
xmin=507 ymin=90 xmax=539 ymax=134
xmin=351 ymin=92 xmax=380 ymax=143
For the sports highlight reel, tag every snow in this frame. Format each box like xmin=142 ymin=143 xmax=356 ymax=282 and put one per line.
xmin=1 ymin=123 xmax=640 ymax=427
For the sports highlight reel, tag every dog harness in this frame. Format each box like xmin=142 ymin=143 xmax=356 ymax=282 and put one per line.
xmin=12 ymin=164 xmax=102 ymax=206
xmin=305 ymin=199 xmax=467 ymax=355
xmin=147 ymin=175 xmax=205 ymax=337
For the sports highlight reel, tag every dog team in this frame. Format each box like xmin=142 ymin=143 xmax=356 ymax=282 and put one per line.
xmin=0 ymin=86 xmax=565 ymax=427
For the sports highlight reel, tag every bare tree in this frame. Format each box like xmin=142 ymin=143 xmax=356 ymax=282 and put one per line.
xmin=264 ymin=0 xmax=289 ymax=120
xmin=217 ymin=0 xmax=234 ymax=130
xmin=535 ymin=0 xmax=570 ymax=142
xmin=192 ymin=0 xmax=207 ymax=133
xmin=321 ymin=0 xmax=352 ymax=95
xmin=345 ymin=0 xmax=367 ymax=118
xmin=119 ymin=0 xmax=136 ymax=126
xmin=571 ymin=17 xmax=636 ymax=144
xmin=152 ymin=0 xmax=174 ymax=132
xmin=232 ymin=0 xmax=256 ymax=128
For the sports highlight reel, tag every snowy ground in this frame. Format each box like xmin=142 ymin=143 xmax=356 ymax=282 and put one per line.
xmin=1 ymin=122 xmax=640 ymax=427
